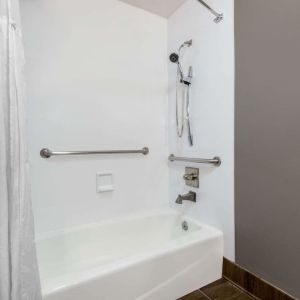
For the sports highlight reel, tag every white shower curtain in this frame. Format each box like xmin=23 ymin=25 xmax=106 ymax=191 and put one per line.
xmin=0 ymin=0 xmax=42 ymax=299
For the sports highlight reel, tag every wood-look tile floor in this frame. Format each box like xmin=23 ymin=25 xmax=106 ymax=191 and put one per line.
xmin=178 ymin=278 xmax=255 ymax=300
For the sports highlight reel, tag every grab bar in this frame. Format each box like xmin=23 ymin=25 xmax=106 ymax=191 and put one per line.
xmin=40 ymin=147 xmax=149 ymax=158
xmin=168 ymin=154 xmax=221 ymax=166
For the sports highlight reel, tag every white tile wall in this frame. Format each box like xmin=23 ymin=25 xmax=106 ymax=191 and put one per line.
xmin=21 ymin=0 xmax=234 ymax=260
xmin=168 ymin=0 xmax=235 ymax=259
xmin=21 ymin=0 xmax=169 ymax=234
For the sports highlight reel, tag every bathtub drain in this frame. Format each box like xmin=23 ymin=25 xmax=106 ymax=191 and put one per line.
xmin=182 ymin=221 xmax=189 ymax=231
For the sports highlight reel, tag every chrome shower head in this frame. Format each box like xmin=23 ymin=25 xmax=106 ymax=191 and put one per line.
xmin=183 ymin=39 xmax=193 ymax=47
xmin=197 ymin=0 xmax=223 ymax=24
xmin=179 ymin=39 xmax=193 ymax=52
xmin=169 ymin=39 xmax=193 ymax=64
xmin=169 ymin=39 xmax=193 ymax=81
xmin=214 ymin=14 xmax=223 ymax=23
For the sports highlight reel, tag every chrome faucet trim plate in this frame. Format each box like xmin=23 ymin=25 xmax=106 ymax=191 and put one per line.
xmin=183 ymin=167 xmax=199 ymax=188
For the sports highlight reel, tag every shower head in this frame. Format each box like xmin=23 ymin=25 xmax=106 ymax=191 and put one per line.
xmin=169 ymin=39 xmax=193 ymax=81
xmin=169 ymin=39 xmax=193 ymax=64
xmin=183 ymin=39 xmax=193 ymax=47
xmin=179 ymin=39 xmax=193 ymax=52
xmin=214 ymin=14 xmax=223 ymax=23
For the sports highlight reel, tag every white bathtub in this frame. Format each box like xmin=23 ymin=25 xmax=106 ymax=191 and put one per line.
xmin=36 ymin=210 xmax=223 ymax=300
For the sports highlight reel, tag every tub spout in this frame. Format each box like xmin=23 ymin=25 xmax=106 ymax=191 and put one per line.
xmin=175 ymin=191 xmax=196 ymax=204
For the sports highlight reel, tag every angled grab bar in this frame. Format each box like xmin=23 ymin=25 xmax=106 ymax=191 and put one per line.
xmin=40 ymin=147 xmax=149 ymax=158
xmin=169 ymin=154 xmax=221 ymax=166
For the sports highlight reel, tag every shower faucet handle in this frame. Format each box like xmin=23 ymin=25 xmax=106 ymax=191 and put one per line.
xmin=183 ymin=173 xmax=198 ymax=181
xmin=183 ymin=167 xmax=199 ymax=188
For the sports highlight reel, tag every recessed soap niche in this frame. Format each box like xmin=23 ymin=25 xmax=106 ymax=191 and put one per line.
xmin=96 ymin=172 xmax=114 ymax=193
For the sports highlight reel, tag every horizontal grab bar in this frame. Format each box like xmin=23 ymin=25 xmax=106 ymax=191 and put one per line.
xmin=168 ymin=154 xmax=221 ymax=166
xmin=40 ymin=147 xmax=149 ymax=158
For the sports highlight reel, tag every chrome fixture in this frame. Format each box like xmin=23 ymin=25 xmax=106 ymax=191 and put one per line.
xmin=169 ymin=40 xmax=193 ymax=85
xmin=169 ymin=39 xmax=194 ymax=146
xmin=40 ymin=147 xmax=149 ymax=158
xmin=182 ymin=221 xmax=189 ymax=231
xmin=197 ymin=0 xmax=223 ymax=23
xmin=183 ymin=173 xmax=198 ymax=181
xmin=169 ymin=154 xmax=221 ymax=166
xmin=176 ymin=191 xmax=197 ymax=204
xmin=186 ymin=66 xmax=193 ymax=146
xmin=183 ymin=167 xmax=199 ymax=188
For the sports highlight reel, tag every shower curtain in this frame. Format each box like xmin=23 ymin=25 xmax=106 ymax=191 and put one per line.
xmin=0 ymin=0 xmax=41 ymax=299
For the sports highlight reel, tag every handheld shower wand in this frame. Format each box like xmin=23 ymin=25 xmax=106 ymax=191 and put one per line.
xmin=169 ymin=39 xmax=192 ymax=83
xmin=179 ymin=39 xmax=193 ymax=51
xmin=186 ymin=66 xmax=193 ymax=146
xmin=169 ymin=40 xmax=194 ymax=145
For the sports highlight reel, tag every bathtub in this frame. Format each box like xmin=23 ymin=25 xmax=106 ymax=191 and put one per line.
xmin=36 ymin=210 xmax=223 ymax=300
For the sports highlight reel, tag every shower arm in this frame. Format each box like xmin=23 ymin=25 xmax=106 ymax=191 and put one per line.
xmin=197 ymin=0 xmax=223 ymax=23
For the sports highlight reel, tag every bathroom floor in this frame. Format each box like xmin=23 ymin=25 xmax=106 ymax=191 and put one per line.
xmin=179 ymin=278 xmax=254 ymax=300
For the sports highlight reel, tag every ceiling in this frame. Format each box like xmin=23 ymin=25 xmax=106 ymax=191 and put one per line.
xmin=118 ymin=0 xmax=187 ymax=18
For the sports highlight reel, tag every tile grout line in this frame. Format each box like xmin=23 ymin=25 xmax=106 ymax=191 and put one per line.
xmin=223 ymin=258 xmax=298 ymax=300
xmin=222 ymin=275 xmax=260 ymax=300
xmin=198 ymin=289 xmax=214 ymax=300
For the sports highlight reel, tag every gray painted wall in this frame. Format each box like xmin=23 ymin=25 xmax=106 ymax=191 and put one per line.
xmin=235 ymin=0 xmax=300 ymax=298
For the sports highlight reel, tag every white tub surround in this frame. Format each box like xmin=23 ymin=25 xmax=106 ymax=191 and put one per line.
xmin=19 ymin=0 xmax=234 ymax=298
xmin=37 ymin=211 xmax=223 ymax=300
xmin=21 ymin=0 xmax=235 ymax=261
xmin=168 ymin=0 xmax=235 ymax=260
xmin=20 ymin=0 xmax=169 ymax=234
